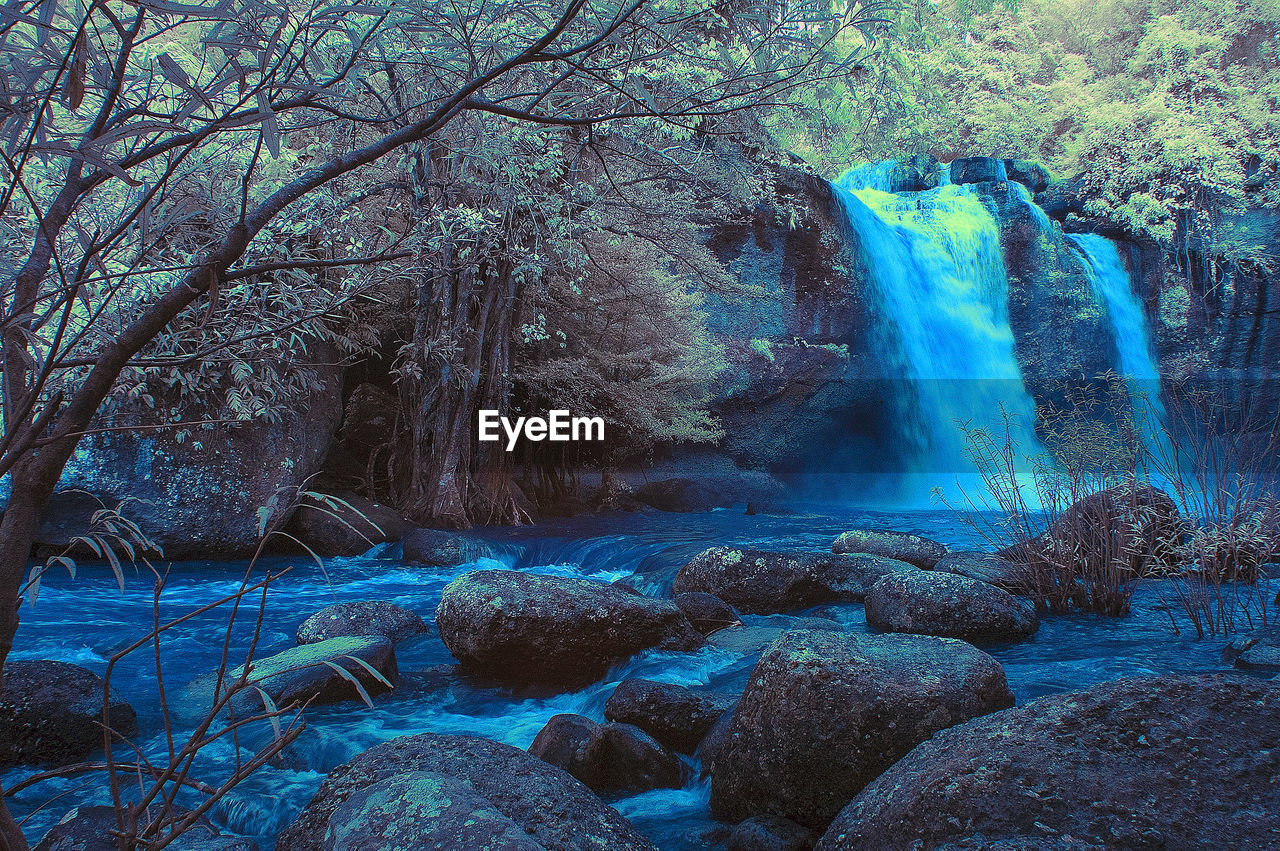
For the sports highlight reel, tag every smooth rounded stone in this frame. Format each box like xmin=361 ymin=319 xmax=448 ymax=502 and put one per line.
xmin=0 ymin=660 xmax=137 ymax=767
xmin=285 ymin=492 xmax=414 ymax=557
xmin=435 ymin=569 xmax=703 ymax=688
xmin=34 ymin=805 xmax=241 ymax=851
xmin=296 ymin=600 xmax=429 ymax=645
xmin=864 ymin=570 xmax=1039 ymax=643
xmin=276 ymin=732 xmax=657 ymax=851
xmin=933 ymin=551 xmax=1026 ymax=592
xmin=674 ymin=547 xmax=916 ymax=614
xmin=400 ymin=527 xmax=471 ymax=566
xmin=728 ymin=815 xmax=815 ymax=851
xmin=830 ymin=530 xmax=947 ymax=568
xmin=179 ymin=636 xmax=396 ymax=718
xmin=322 ymin=770 xmax=542 ymax=850
xmin=529 ymin=713 xmax=684 ymax=795
xmin=674 ymin=591 xmax=742 ymax=634
xmin=604 ymin=678 xmax=734 ymax=754
xmin=816 ymin=675 xmax=1280 ymax=850
xmin=634 ymin=477 xmax=726 ymax=512
xmin=1222 ymin=624 xmax=1280 ymax=671
xmin=710 ymin=629 xmax=1014 ymax=830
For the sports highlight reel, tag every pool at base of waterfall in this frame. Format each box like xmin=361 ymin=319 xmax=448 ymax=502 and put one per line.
xmin=3 ymin=506 xmax=1262 ymax=849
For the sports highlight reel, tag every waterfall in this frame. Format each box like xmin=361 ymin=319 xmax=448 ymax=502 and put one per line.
xmin=830 ymin=163 xmax=1043 ymax=488
xmin=1068 ymin=233 xmax=1168 ymax=436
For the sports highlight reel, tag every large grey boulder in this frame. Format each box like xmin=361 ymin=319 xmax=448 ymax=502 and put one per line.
xmin=436 ymin=569 xmax=703 ymax=688
xmin=0 ymin=661 xmax=137 ymax=767
xmin=817 ymin=675 xmax=1280 ymax=850
xmin=830 ymin=530 xmax=947 ymax=568
xmin=528 ymin=713 xmax=684 ymax=795
xmin=295 ymin=601 xmax=428 ymax=646
xmin=864 ymin=570 xmax=1040 ymax=643
xmin=673 ymin=547 xmax=916 ymax=613
xmin=276 ymin=733 xmax=657 ymax=851
xmin=710 ymin=629 xmax=1014 ymax=830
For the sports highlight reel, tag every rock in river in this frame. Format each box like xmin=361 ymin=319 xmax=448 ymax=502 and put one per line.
xmin=528 ymin=713 xmax=684 ymax=795
xmin=710 ymin=629 xmax=1014 ymax=830
xmin=673 ymin=547 xmax=916 ymax=614
xmin=1222 ymin=624 xmax=1280 ymax=671
xmin=933 ymin=550 xmax=1026 ymax=592
xmin=830 ymin=529 xmax=947 ymax=568
xmin=674 ymin=591 xmax=742 ymax=634
xmin=816 ymin=674 xmax=1280 ymax=850
xmin=295 ymin=600 xmax=428 ymax=646
xmin=604 ymin=678 xmax=734 ymax=754
xmin=435 ymin=569 xmax=703 ymax=688
xmin=401 ymin=527 xmax=471 ymax=566
xmin=276 ymin=732 xmax=657 ymax=851
xmin=864 ymin=570 xmax=1039 ymax=643
xmin=0 ymin=660 xmax=137 ymax=767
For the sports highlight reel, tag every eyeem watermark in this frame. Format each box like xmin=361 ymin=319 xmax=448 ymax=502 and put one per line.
xmin=478 ymin=410 xmax=605 ymax=451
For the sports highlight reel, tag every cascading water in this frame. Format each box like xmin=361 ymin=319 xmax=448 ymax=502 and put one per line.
xmin=830 ymin=163 xmax=1043 ymax=494
xmin=1068 ymin=233 xmax=1169 ymax=438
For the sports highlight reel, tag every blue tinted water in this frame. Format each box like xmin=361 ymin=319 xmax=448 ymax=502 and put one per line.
xmin=2 ymin=507 xmax=1251 ymax=849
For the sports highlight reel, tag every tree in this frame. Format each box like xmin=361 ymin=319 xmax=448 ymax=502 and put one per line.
xmin=0 ymin=0 xmax=888 ymax=844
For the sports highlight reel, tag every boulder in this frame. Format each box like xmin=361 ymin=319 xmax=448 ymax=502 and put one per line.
xmin=1222 ymin=624 xmax=1280 ymax=671
xmin=710 ymin=629 xmax=1014 ymax=830
xmin=707 ymin=620 xmax=844 ymax=657
xmin=950 ymin=156 xmax=1006 ymax=185
xmin=634 ymin=478 xmax=726 ymax=512
xmin=179 ymin=636 xmax=396 ymax=717
xmin=284 ymin=492 xmax=413 ymax=557
xmin=673 ymin=547 xmax=916 ymax=613
xmin=0 ymin=660 xmax=137 ymax=767
xmin=816 ymin=675 xmax=1280 ymax=850
xmin=830 ymin=530 xmax=947 ymax=568
xmin=1020 ymin=482 xmax=1181 ymax=574
xmin=528 ymin=713 xmax=684 ymax=795
xmin=1003 ymin=159 xmax=1050 ymax=193
xmin=604 ymin=678 xmax=734 ymax=754
xmin=34 ymin=805 xmax=244 ymax=851
xmin=435 ymin=569 xmax=703 ymax=688
xmin=674 ymin=591 xmax=742 ymax=635
xmin=933 ymin=550 xmax=1026 ymax=592
xmin=1034 ymin=174 xmax=1088 ymax=219
xmin=864 ymin=570 xmax=1039 ymax=643
xmin=401 ymin=527 xmax=470 ymax=566
xmin=296 ymin=601 xmax=428 ymax=646
xmin=276 ymin=732 xmax=657 ymax=851
xmin=890 ymin=154 xmax=942 ymax=193
xmin=728 ymin=816 xmax=815 ymax=851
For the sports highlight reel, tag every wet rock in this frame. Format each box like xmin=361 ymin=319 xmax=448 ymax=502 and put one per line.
xmin=0 ymin=661 xmax=137 ymax=767
xmin=728 ymin=815 xmax=815 ymax=851
xmin=634 ymin=478 xmax=726 ymax=512
xmin=816 ymin=675 xmax=1280 ymax=850
xmin=710 ymin=629 xmax=1014 ymax=830
xmin=951 ymin=156 xmax=1006 ymax=185
xmin=179 ymin=636 xmax=396 ymax=717
xmin=284 ymin=492 xmax=412 ymax=557
xmin=529 ymin=713 xmax=684 ymax=795
xmin=864 ymin=570 xmax=1039 ymax=643
xmin=673 ymin=547 xmax=916 ymax=613
xmin=933 ymin=550 xmax=1026 ymax=592
xmin=706 ymin=619 xmax=844 ymax=656
xmin=435 ymin=569 xmax=703 ymax=688
xmin=296 ymin=600 xmax=428 ymax=646
xmin=1222 ymin=624 xmax=1280 ymax=671
xmin=674 ymin=591 xmax=742 ymax=635
xmin=401 ymin=527 xmax=470 ymax=566
xmin=890 ymin=154 xmax=942 ymax=193
xmin=830 ymin=530 xmax=947 ymax=568
xmin=1003 ymin=159 xmax=1050 ymax=193
xmin=604 ymin=678 xmax=734 ymax=754
xmin=276 ymin=732 xmax=657 ymax=851
xmin=1034 ymin=174 xmax=1088 ymax=219
xmin=34 ymin=805 xmax=241 ymax=851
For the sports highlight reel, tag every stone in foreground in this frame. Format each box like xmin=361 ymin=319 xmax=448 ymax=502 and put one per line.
xmin=816 ymin=675 xmax=1280 ymax=850
xmin=276 ymin=732 xmax=657 ymax=850
xmin=674 ymin=547 xmax=916 ymax=613
xmin=727 ymin=815 xmax=815 ymax=851
xmin=710 ymin=629 xmax=1014 ymax=830
xmin=529 ymin=713 xmax=684 ymax=795
xmin=830 ymin=529 xmax=947 ymax=568
xmin=1222 ymin=624 xmax=1280 ymax=671
xmin=604 ymin=678 xmax=734 ymax=754
xmin=295 ymin=600 xmax=428 ymax=645
xmin=0 ymin=660 xmax=137 ymax=767
xmin=864 ymin=570 xmax=1039 ymax=643
xmin=435 ymin=569 xmax=702 ymax=688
